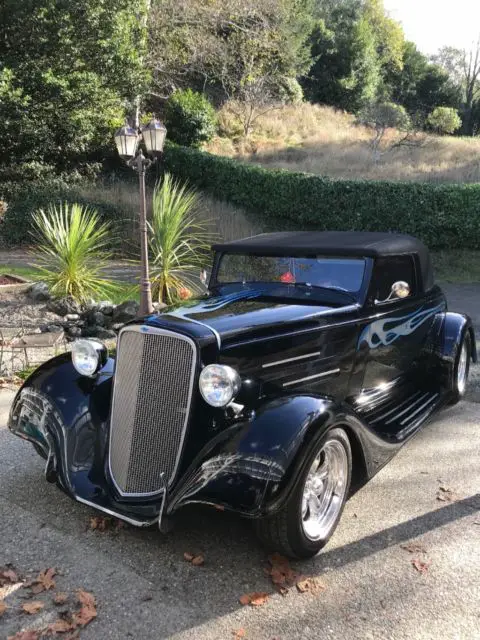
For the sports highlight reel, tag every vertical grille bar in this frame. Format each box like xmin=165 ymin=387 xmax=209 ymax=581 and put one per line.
xmin=109 ymin=326 xmax=197 ymax=496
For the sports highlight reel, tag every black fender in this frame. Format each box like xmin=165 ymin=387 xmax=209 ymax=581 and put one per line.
xmin=169 ymin=394 xmax=404 ymax=518
xmin=429 ymin=312 xmax=477 ymax=392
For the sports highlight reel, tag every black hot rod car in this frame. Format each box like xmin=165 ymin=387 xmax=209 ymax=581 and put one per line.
xmin=9 ymin=231 xmax=475 ymax=558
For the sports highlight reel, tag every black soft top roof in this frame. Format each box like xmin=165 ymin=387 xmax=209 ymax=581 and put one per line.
xmin=213 ymin=231 xmax=433 ymax=290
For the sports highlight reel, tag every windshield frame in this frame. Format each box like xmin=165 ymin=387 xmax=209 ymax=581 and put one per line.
xmin=210 ymin=252 xmax=374 ymax=305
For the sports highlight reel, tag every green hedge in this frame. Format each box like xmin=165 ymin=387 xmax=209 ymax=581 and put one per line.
xmin=164 ymin=144 xmax=480 ymax=250
xmin=0 ymin=180 xmax=133 ymax=246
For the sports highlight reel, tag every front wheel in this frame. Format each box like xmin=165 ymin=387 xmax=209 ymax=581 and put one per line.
xmin=255 ymin=428 xmax=352 ymax=559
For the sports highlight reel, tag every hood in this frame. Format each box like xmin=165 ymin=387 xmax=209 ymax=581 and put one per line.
xmin=149 ymin=289 xmax=356 ymax=348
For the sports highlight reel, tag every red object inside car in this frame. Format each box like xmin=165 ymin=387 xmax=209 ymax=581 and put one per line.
xmin=280 ymin=271 xmax=295 ymax=283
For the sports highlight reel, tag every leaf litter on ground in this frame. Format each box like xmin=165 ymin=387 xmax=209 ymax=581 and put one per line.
xmin=183 ymin=552 xmax=204 ymax=566
xmin=239 ymin=592 xmax=269 ymax=607
xmin=265 ymin=553 xmax=326 ymax=597
xmin=21 ymin=601 xmax=44 ymax=615
xmin=436 ymin=485 xmax=459 ymax=502
xmin=26 ymin=567 xmax=56 ymax=594
xmin=412 ymin=559 xmax=431 ymax=574
xmin=400 ymin=542 xmax=427 ymax=554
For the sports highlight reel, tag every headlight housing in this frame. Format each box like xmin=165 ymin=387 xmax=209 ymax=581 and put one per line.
xmin=71 ymin=339 xmax=107 ymax=377
xmin=199 ymin=364 xmax=241 ymax=407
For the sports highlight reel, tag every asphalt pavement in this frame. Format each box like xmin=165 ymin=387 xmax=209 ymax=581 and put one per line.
xmin=0 ymin=386 xmax=479 ymax=640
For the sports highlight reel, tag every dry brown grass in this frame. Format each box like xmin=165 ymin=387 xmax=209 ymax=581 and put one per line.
xmin=76 ymin=180 xmax=259 ymax=248
xmin=207 ymin=102 xmax=480 ymax=184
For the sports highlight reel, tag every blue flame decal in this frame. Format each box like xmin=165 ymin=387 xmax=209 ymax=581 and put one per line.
xmin=359 ymin=304 xmax=444 ymax=349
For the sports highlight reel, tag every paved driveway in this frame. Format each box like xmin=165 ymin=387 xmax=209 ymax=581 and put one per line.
xmin=0 ymin=389 xmax=479 ymax=640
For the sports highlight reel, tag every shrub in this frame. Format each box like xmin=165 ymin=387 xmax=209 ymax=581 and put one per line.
xmin=427 ymin=107 xmax=462 ymax=135
xmin=164 ymin=143 xmax=480 ymax=250
xmin=31 ymin=202 xmax=117 ymax=302
xmin=149 ymin=173 xmax=214 ymax=304
xmin=164 ymin=89 xmax=217 ymax=148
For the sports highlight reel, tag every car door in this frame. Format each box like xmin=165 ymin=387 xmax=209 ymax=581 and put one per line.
xmin=358 ymin=254 xmax=442 ymax=390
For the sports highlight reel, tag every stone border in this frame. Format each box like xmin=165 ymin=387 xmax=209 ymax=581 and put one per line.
xmin=0 ymin=274 xmax=32 ymax=293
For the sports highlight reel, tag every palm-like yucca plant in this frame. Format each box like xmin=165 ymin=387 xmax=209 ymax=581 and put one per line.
xmin=32 ymin=202 xmax=117 ymax=302
xmin=149 ymin=173 xmax=215 ymax=304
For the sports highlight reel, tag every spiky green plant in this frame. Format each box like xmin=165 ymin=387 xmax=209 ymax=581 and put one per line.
xmin=31 ymin=202 xmax=117 ymax=302
xmin=149 ymin=173 xmax=215 ymax=304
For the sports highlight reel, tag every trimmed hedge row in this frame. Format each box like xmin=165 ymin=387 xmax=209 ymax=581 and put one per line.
xmin=164 ymin=144 xmax=480 ymax=250
xmin=0 ymin=180 xmax=133 ymax=247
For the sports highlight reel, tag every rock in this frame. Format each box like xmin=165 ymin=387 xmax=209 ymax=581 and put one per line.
xmin=112 ymin=323 xmax=125 ymax=332
xmin=47 ymin=296 xmax=81 ymax=317
xmin=112 ymin=300 xmax=139 ymax=323
xmin=97 ymin=300 xmax=115 ymax=316
xmin=66 ymin=326 xmax=82 ymax=338
xmin=26 ymin=282 xmax=51 ymax=303
xmin=88 ymin=311 xmax=105 ymax=327
xmin=153 ymin=302 xmax=167 ymax=312
xmin=103 ymin=315 xmax=113 ymax=329
xmin=83 ymin=326 xmax=116 ymax=340
xmin=46 ymin=324 xmax=64 ymax=333
xmin=65 ymin=313 xmax=80 ymax=322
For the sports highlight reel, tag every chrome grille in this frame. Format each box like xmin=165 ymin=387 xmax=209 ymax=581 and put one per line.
xmin=109 ymin=327 xmax=197 ymax=496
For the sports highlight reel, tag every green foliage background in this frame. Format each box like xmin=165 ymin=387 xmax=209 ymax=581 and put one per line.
xmin=164 ymin=144 xmax=480 ymax=250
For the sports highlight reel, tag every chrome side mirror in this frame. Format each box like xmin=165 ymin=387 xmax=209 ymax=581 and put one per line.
xmin=200 ymin=269 xmax=210 ymax=286
xmin=375 ymin=281 xmax=411 ymax=304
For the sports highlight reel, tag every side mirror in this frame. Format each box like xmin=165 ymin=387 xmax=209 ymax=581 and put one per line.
xmin=200 ymin=269 xmax=210 ymax=286
xmin=375 ymin=281 xmax=411 ymax=304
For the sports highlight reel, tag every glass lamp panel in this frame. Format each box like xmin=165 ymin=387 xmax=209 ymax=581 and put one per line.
xmin=114 ymin=125 xmax=138 ymax=159
xmin=142 ymin=120 xmax=167 ymax=155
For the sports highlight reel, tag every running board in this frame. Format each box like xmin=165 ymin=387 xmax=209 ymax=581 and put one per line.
xmin=354 ymin=388 xmax=444 ymax=442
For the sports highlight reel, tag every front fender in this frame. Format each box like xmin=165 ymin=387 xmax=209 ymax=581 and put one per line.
xmin=169 ymin=394 xmax=397 ymax=518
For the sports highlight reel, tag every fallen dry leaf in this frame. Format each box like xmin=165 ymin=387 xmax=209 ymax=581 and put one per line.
xmin=30 ymin=567 xmax=56 ymax=594
xmin=400 ymin=542 xmax=427 ymax=554
xmin=183 ymin=552 xmax=195 ymax=562
xmin=412 ymin=559 xmax=430 ymax=574
xmin=0 ymin=568 xmax=19 ymax=585
xmin=233 ymin=629 xmax=246 ymax=639
xmin=7 ymin=632 xmax=40 ymax=640
xmin=72 ymin=589 xmax=97 ymax=627
xmin=239 ymin=592 xmax=269 ymax=607
xmin=88 ymin=515 xmax=122 ymax=532
xmin=436 ymin=486 xmax=458 ymax=503
xmin=191 ymin=555 xmax=204 ymax=567
xmin=45 ymin=618 xmax=76 ymax=634
xmin=53 ymin=592 xmax=69 ymax=605
xmin=296 ymin=577 xmax=326 ymax=595
xmin=265 ymin=553 xmax=299 ymax=594
xmin=21 ymin=601 xmax=45 ymax=615
xmin=0 ymin=601 xmax=7 ymax=616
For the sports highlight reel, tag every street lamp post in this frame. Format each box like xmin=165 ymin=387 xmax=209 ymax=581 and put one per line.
xmin=114 ymin=119 xmax=167 ymax=316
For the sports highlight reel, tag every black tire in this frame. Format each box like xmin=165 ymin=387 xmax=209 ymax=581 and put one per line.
xmin=449 ymin=332 xmax=471 ymax=405
xmin=255 ymin=427 xmax=352 ymax=559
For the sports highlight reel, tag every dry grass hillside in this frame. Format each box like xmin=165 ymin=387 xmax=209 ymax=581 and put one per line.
xmin=207 ymin=103 xmax=480 ymax=184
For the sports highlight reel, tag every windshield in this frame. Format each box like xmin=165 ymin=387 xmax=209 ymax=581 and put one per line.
xmin=217 ymin=254 xmax=366 ymax=294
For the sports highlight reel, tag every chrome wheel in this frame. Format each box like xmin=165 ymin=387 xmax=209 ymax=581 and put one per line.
xmin=457 ymin=341 xmax=469 ymax=395
xmin=301 ymin=439 xmax=348 ymax=541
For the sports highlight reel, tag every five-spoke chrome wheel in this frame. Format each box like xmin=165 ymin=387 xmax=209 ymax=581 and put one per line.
xmin=301 ymin=440 xmax=349 ymax=541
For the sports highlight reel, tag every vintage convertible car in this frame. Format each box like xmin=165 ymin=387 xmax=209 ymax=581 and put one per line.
xmin=8 ymin=231 xmax=476 ymax=558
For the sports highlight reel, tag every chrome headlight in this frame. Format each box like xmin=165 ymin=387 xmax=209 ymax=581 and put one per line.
xmin=71 ymin=339 xmax=107 ymax=377
xmin=199 ymin=364 xmax=241 ymax=407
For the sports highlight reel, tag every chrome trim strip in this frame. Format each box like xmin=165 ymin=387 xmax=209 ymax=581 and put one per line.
xmin=262 ymin=351 xmax=322 ymax=369
xmin=400 ymin=393 xmax=439 ymax=425
xmin=282 ymin=368 xmax=340 ymax=387
xmin=385 ymin=392 xmax=430 ymax=424
xmin=108 ymin=325 xmax=198 ymax=498
xmin=74 ymin=496 xmax=158 ymax=527
xmin=370 ymin=391 xmax=423 ymax=423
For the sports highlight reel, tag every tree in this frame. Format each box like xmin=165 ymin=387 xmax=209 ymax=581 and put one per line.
xmin=0 ymin=0 xmax=148 ymax=173
xmin=147 ymin=0 xmax=314 ymax=105
xmin=433 ymin=40 xmax=480 ymax=135
xmin=357 ymin=101 xmax=424 ymax=161
xmin=427 ymin=107 xmax=462 ymax=134
xmin=303 ymin=1 xmax=382 ymax=111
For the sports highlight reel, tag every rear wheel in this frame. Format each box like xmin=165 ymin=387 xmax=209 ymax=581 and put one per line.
xmin=255 ymin=428 xmax=352 ymax=559
xmin=449 ymin=332 xmax=471 ymax=404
